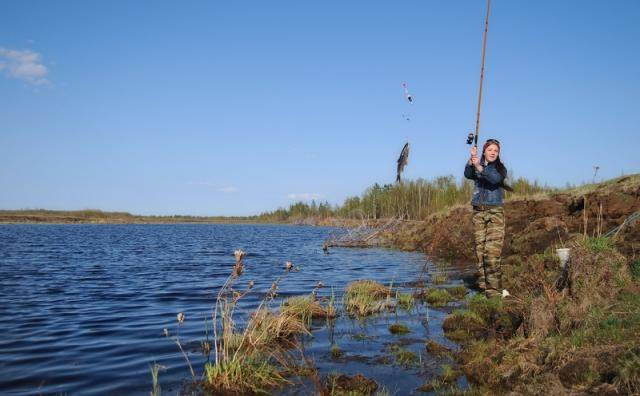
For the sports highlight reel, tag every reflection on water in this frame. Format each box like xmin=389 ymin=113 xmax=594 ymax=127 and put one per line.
xmin=0 ymin=224 xmax=466 ymax=395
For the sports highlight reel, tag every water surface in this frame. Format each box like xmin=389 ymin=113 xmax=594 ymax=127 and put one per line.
xmin=0 ymin=224 xmax=464 ymax=395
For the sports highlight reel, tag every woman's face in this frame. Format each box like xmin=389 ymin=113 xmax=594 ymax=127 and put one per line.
xmin=484 ymin=144 xmax=499 ymax=162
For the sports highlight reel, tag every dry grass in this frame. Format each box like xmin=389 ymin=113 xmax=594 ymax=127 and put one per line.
xmin=343 ymin=280 xmax=392 ymax=316
xmin=172 ymin=252 xmax=315 ymax=395
xmin=453 ymin=236 xmax=640 ymax=394
xmin=282 ymin=294 xmax=336 ymax=324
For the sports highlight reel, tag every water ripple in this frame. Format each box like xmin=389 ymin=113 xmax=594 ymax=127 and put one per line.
xmin=0 ymin=224 xmax=429 ymax=395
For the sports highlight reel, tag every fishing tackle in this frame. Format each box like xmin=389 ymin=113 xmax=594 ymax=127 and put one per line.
xmin=466 ymin=132 xmax=475 ymax=145
xmin=467 ymin=0 xmax=492 ymax=147
xmin=401 ymin=82 xmax=414 ymax=104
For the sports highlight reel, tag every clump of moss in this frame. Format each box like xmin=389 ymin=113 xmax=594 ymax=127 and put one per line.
xmin=442 ymin=309 xmax=486 ymax=342
xmin=331 ymin=344 xmax=342 ymax=359
xmin=388 ymin=344 xmax=419 ymax=368
xmin=416 ymin=364 xmax=464 ymax=393
xmin=425 ymin=340 xmax=452 ymax=357
xmin=418 ymin=288 xmax=451 ymax=307
xmin=324 ymin=373 xmax=378 ymax=396
xmin=389 ymin=323 xmax=411 ymax=335
xmin=344 ymin=280 xmax=392 ymax=316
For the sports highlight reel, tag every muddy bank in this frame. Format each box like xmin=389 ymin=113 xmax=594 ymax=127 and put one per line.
xmin=368 ymin=175 xmax=640 ymax=395
xmin=376 ymin=174 xmax=640 ymax=260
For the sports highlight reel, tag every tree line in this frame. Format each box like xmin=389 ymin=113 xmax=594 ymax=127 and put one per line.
xmin=257 ymin=175 xmax=553 ymax=222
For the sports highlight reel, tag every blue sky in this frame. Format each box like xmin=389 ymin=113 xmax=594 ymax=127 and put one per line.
xmin=1 ymin=1 xmax=639 ymax=216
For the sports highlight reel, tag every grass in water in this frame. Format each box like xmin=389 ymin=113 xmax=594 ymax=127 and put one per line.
xmin=204 ymin=357 xmax=288 ymax=395
xmin=388 ymin=344 xmax=420 ymax=368
xmin=282 ymin=294 xmax=335 ymax=326
xmin=331 ymin=344 xmax=342 ymax=359
xmin=184 ymin=252 xmax=310 ymax=395
xmin=396 ymin=291 xmax=414 ymax=310
xmin=418 ymin=288 xmax=451 ymax=307
xmin=432 ymin=273 xmax=449 ymax=285
xmin=344 ymin=280 xmax=391 ymax=316
xmin=388 ymin=323 xmax=411 ymax=335
xmin=149 ymin=363 xmax=164 ymax=396
xmin=447 ymin=285 xmax=468 ymax=300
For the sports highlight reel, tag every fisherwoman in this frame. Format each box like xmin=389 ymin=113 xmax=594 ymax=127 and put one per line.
xmin=464 ymin=138 xmax=509 ymax=298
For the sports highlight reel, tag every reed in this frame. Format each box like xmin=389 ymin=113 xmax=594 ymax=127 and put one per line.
xmin=167 ymin=251 xmax=315 ymax=395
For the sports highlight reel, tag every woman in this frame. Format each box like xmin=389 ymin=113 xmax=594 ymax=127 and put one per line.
xmin=464 ymin=138 xmax=508 ymax=298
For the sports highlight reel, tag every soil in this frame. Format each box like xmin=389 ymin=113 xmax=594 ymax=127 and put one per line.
xmin=372 ymin=175 xmax=640 ymax=395
xmin=378 ymin=174 xmax=640 ymax=261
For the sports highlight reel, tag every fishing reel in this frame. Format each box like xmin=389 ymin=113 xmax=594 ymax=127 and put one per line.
xmin=466 ymin=132 xmax=475 ymax=145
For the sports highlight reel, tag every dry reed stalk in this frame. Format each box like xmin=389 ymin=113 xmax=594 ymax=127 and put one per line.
xmin=583 ymin=196 xmax=588 ymax=237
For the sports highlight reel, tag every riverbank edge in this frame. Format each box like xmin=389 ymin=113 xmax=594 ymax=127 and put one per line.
xmin=373 ymin=175 xmax=640 ymax=394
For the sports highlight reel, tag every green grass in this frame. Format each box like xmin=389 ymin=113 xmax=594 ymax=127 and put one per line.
xmin=204 ymin=357 xmax=289 ymax=395
xmin=432 ymin=273 xmax=449 ymax=285
xmin=447 ymin=285 xmax=468 ymax=299
xmin=421 ymin=288 xmax=451 ymax=307
xmin=584 ymin=236 xmax=615 ymax=253
xmin=396 ymin=292 xmax=414 ymax=310
xmin=149 ymin=363 xmax=163 ymax=396
xmin=388 ymin=344 xmax=419 ymax=368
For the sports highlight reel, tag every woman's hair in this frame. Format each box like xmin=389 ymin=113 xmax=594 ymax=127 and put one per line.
xmin=482 ymin=139 xmax=508 ymax=178
xmin=492 ymin=157 xmax=508 ymax=178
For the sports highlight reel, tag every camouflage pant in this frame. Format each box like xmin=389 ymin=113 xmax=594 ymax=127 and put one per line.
xmin=472 ymin=206 xmax=505 ymax=297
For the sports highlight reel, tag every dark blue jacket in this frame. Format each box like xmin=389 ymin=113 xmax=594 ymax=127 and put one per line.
xmin=464 ymin=160 xmax=505 ymax=206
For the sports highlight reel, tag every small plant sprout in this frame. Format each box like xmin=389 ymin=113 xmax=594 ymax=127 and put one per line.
xmin=149 ymin=363 xmax=166 ymax=396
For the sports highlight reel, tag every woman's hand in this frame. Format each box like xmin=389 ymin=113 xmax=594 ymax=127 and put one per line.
xmin=470 ymin=146 xmax=482 ymax=171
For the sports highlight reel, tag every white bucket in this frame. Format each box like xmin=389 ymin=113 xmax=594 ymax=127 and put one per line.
xmin=556 ymin=248 xmax=571 ymax=267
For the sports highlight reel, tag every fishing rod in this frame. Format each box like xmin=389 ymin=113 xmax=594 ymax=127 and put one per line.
xmin=467 ymin=0 xmax=492 ymax=147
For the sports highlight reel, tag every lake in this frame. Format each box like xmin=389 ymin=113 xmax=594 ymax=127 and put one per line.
xmin=0 ymin=224 xmax=468 ymax=395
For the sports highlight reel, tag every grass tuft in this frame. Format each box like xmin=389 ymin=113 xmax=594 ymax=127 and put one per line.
xmin=396 ymin=291 xmax=415 ymax=310
xmin=282 ymin=294 xmax=336 ymax=325
xmin=204 ymin=357 xmax=289 ymax=395
xmin=388 ymin=323 xmax=411 ymax=335
xmin=447 ymin=285 xmax=468 ymax=300
xmin=418 ymin=288 xmax=451 ymax=307
xmin=344 ymin=280 xmax=392 ymax=316
xmin=584 ymin=236 xmax=615 ymax=253
xmin=432 ymin=273 xmax=449 ymax=285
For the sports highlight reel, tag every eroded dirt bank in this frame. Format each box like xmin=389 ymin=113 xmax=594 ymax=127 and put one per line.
xmin=370 ymin=175 xmax=640 ymax=395
xmin=377 ymin=174 xmax=640 ymax=260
